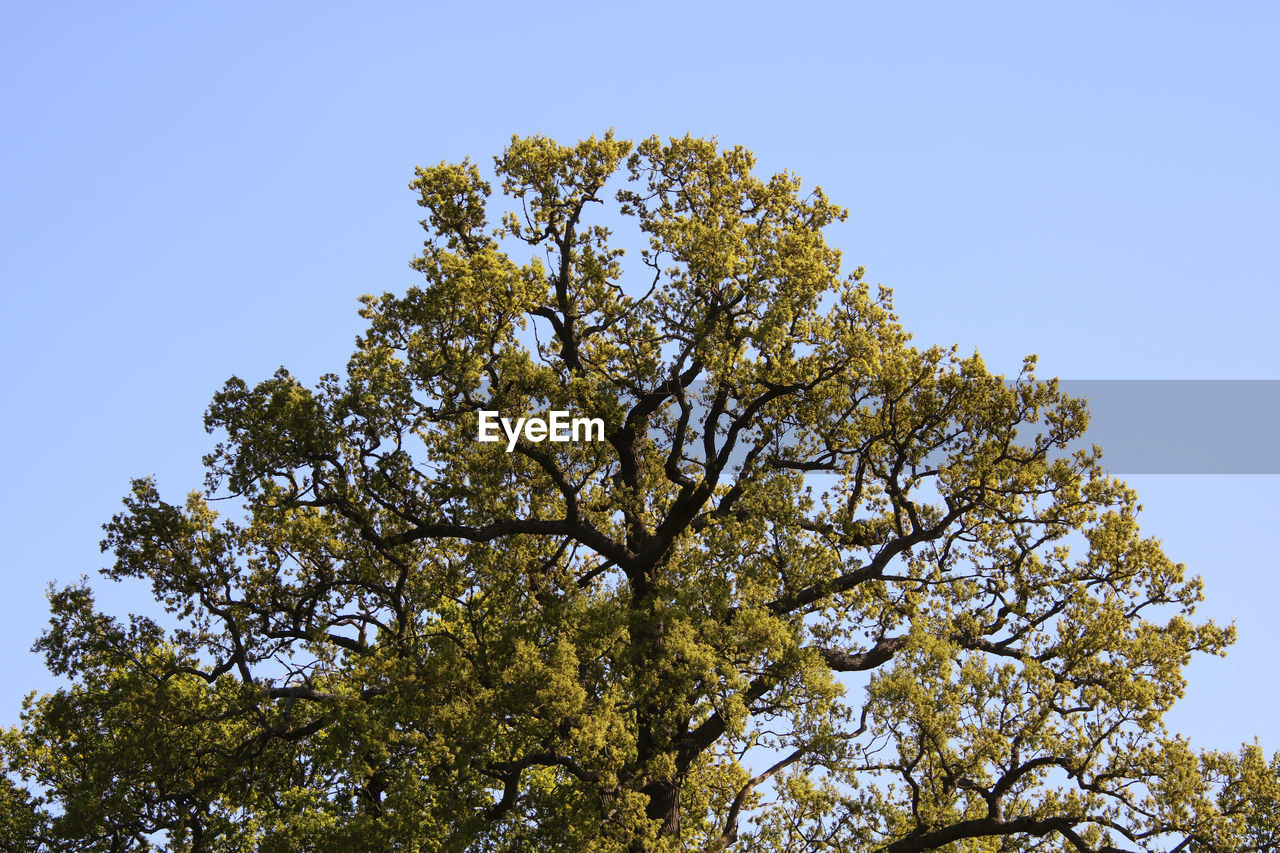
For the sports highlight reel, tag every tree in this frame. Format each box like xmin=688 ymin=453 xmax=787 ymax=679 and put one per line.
xmin=3 ymin=132 xmax=1276 ymax=852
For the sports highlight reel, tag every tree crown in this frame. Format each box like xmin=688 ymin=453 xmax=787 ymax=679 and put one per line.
xmin=3 ymin=132 xmax=1274 ymax=853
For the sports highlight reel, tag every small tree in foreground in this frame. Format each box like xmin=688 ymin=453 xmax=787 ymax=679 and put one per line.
xmin=3 ymin=133 xmax=1277 ymax=852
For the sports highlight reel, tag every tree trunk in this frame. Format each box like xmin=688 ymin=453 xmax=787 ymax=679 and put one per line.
xmin=642 ymin=778 xmax=681 ymax=836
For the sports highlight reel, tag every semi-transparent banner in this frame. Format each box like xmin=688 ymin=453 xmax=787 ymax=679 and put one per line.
xmin=1038 ymin=380 xmax=1280 ymax=474
xmin=466 ymin=380 xmax=1280 ymax=475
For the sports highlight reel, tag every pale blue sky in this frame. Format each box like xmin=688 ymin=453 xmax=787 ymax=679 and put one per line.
xmin=3 ymin=3 xmax=1276 ymax=754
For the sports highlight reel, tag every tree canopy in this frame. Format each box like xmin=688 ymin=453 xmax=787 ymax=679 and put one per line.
xmin=4 ymin=132 xmax=1276 ymax=852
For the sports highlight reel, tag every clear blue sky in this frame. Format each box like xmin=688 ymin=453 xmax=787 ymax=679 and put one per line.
xmin=3 ymin=2 xmax=1277 ymax=755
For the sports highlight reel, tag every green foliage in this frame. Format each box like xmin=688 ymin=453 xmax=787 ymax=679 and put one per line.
xmin=4 ymin=132 xmax=1275 ymax=851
